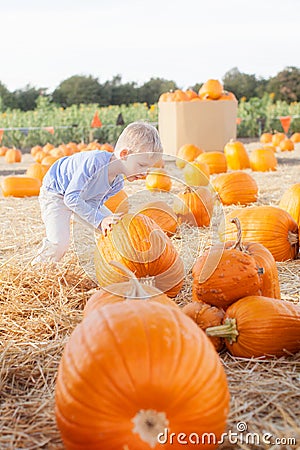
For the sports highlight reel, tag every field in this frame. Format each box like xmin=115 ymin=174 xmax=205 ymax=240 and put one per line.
xmin=0 ymin=142 xmax=300 ymax=449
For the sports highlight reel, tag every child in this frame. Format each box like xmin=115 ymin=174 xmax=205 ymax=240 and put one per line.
xmin=31 ymin=121 xmax=163 ymax=265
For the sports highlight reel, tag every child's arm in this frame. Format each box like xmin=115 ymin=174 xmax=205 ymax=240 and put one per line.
xmin=100 ymin=213 xmax=123 ymax=236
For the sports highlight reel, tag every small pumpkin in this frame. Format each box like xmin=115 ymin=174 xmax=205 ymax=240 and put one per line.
xmin=30 ymin=145 xmax=43 ymax=157
xmin=185 ymin=89 xmax=199 ymax=100
xmin=218 ymin=91 xmax=237 ymax=101
xmin=173 ymin=186 xmax=214 ymax=227
xmin=145 ymin=169 xmax=172 ymax=192
xmin=33 ymin=150 xmax=46 ymax=163
xmin=279 ymin=138 xmax=294 ymax=152
xmin=42 ymin=155 xmax=60 ymax=166
xmin=219 ymin=206 xmax=299 ymax=261
xmin=249 ymin=147 xmax=277 ymax=172
xmin=0 ymin=146 xmax=9 ymax=156
xmin=291 ymin=132 xmax=300 ymax=143
xmin=212 ymin=171 xmax=258 ymax=205
xmin=100 ymin=143 xmax=114 ymax=152
xmin=183 ymin=161 xmax=210 ymax=186
xmin=206 ymin=295 xmax=300 ymax=358
xmin=199 ymin=79 xmax=223 ymax=100
xmin=104 ymin=189 xmax=129 ymax=214
xmin=272 ymin=132 xmax=286 ymax=147
xmin=26 ymin=163 xmax=50 ymax=182
xmin=223 ymin=139 xmax=250 ymax=170
xmin=5 ymin=148 xmax=22 ymax=163
xmin=278 ymin=183 xmax=300 ymax=227
xmin=1 ymin=176 xmax=41 ymax=197
xmin=182 ymin=302 xmax=225 ymax=352
xmin=56 ymin=301 xmax=230 ymax=449
xmin=95 ymin=213 xmax=184 ymax=297
xmin=259 ymin=133 xmax=273 ymax=144
xmin=196 ymin=151 xmax=227 ymax=174
xmin=137 ymin=201 xmax=178 ymax=236
xmin=176 ymin=143 xmax=204 ymax=169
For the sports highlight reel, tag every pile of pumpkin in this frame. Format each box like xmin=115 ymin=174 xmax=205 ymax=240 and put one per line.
xmin=159 ymin=78 xmax=237 ymax=102
xmin=54 ymin=163 xmax=300 ymax=448
xmin=0 ymin=141 xmax=114 ymax=198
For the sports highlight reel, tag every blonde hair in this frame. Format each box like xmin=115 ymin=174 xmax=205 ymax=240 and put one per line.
xmin=114 ymin=121 xmax=163 ymax=158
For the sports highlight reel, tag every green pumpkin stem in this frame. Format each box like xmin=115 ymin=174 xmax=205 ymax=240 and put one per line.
xmin=206 ymin=318 xmax=239 ymax=344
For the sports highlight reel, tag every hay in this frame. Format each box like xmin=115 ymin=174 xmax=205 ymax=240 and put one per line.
xmin=1 ymin=143 xmax=300 ymax=449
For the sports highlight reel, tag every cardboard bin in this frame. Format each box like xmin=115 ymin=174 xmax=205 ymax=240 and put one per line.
xmin=158 ymin=100 xmax=238 ymax=157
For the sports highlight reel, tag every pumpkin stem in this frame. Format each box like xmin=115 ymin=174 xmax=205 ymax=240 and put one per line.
xmin=109 ymin=261 xmax=150 ymax=300
xmin=229 ymin=217 xmax=246 ymax=252
xmin=206 ymin=318 xmax=239 ymax=344
xmin=132 ymin=409 xmax=169 ymax=448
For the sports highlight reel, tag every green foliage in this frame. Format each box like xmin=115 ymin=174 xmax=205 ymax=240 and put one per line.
xmin=52 ymin=75 xmax=102 ymax=107
xmin=266 ymin=67 xmax=300 ymax=102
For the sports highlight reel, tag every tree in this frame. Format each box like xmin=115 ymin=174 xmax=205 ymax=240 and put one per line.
xmin=12 ymin=84 xmax=44 ymax=111
xmin=223 ymin=68 xmax=259 ymax=100
xmin=0 ymin=82 xmax=13 ymax=110
xmin=52 ymin=75 xmax=102 ymax=107
xmin=109 ymin=75 xmax=139 ymax=105
xmin=138 ymin=78 xmax=178 ymax=105
xmin=266 ymin=66 xmax=300 ymax=102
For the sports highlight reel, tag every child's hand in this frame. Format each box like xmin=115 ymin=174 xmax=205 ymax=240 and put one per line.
xmin=100 ymin=214 xmax=123 ymax=236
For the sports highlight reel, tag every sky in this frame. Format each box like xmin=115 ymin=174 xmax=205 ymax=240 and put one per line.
xmin=1 ymin=0 xmax=299 ymax=93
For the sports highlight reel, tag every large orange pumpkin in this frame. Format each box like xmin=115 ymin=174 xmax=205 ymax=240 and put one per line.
xmin=206 ymin=296 xmax=300 ymax=358
xmin=137 ymin=201 xmax=178 ymax=236
xmin=249 ymin=148 xmax=277 ymax=172
xmin=55 ymin=301 xmax=230 ymax=449
xmin=104 ymin=189 xmax=129 ymax=214
xmin=1 ymin=176 xmax=41 ymax=197
xmin=212 ymin=171 xmax=258 ymax=205
xmin=176 ymin=144 xmax=204 ymax=169
xmin=219 ymin=206 xmax=299 ymax=261
xmin=199 ymin=79 xmax=223 ymax=100
xmin=173 ymin=186 xmax=214 ymax=227
xmin=196 ymin=152 xmax=227 ymax=174
xmin=223 ymin=140 xmax=250 ymax=170
xmin=278 ymin=183 xmax=300 ymax=227
xmin=94 ymin=213 xmax=184 ymax=297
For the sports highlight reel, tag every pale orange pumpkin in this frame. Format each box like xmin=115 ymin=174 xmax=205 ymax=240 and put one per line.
xmin=94 ymin=213 xmax=184 ymax=297
xmin=137 ymin=201 xmax=178 ymax=236
xmin=212 ymin=171 xmax=258 ymax=205
xmin=249 ymin=148 xmax=277 ymax=172
xmin=272 ymin=132 xmax=286 ymax=147
xmin=55 ymin=301 xmax=230 ymax=449
xmin=196 ymin=151 xmax=227 ymax=174
xmin=26 ymin=163 xmax=50 ymax=181
xmin=173 ymin=186 xmax=214 ymax=227
xmin=218 ymin=91 xmax=237 ymax=101
xmin=291 ymin=132 xmax=300 ymax=143
xmin=279 ymin=138 xmax=294 ymax=152
xmin=33 ymin=150 xmax=46 ymax=163
xmin=30 ymin=145 xmax=43 ymax=157
xmin=185 ymin=89 xmax=199 ymax=100
xmin=1 ymin=176 xmax=41 ymax=197
xmin=104 ymin=189 xmax=129 ymax=214
xmin=279 ymin=183 xmax=300 ymax=227
xmin=172 ymin=89 xmax=190 ymax=102
xmin=158 ymin=91 xmax=174 ymax=102
xmin=183 ymin=161 xmax=210 ymax=186
xmin=223 ymin=140 xmax=250 ymax=170
xmin=199 ymin=79 xmax=223 ymax=100
xmin=5 ymin=148 xmax=22 ymax=163
xmin=176 ymin=143 xmax=204 ymax=169
xmin=259 ymin=133 xmax=273 ymax=144
xmin=0 ymin=146 xmax=8 ymax=156
xmin=219 ymin=206 xmax=299 ymax=261
xmin=145 ymin=169 xmax=172 ymax=191
xmin=42 ymin=155 xmax=60 ymax=166
xmin=43 ymin=143 xmax=55 ymax=153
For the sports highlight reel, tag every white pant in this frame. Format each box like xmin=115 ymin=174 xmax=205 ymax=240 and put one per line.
xmin=32 ymin=187 xmax=109 ymax=264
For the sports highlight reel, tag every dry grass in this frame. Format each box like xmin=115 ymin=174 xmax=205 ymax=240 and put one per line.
xmin=1 ymin=144 xmax=300 ymax=449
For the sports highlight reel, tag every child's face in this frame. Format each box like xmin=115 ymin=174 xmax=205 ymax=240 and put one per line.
xmin=121 ymin=151 xmax=160 ymax=182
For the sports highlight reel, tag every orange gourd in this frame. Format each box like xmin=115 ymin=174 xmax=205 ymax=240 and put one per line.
xmin=212 ymin=171 xmax=258 ymax=205
xmin=30 ymin=145 xmax=43 ymax=157
xmin=43 ymin=143 xmax=55 ymax=153
xmin=196 ymin=151 xmax=227 ymax=174
xmin=279 ymin=138 xmax=294 ymax=152
xmin=55 ymin=301 xmax=230 ymax=449
xmin=94 ymin=213 xmax=184 ymax=297
xmin=218 ymin=91 xmax=237 ymax=101
xmin=1 ymin=176 xmax=41 ymax=197
xmin=185 ymin=89 xmax=199 ymax=100
xmin=291 ymin=132 xmax=300 ymax=143
xmin=137 ymin=201 xmax=178 ymax=236
xmin=260 ymin=133 xmax=273 ymax=144
xmin=26 ymin=163 xmax=50 ymax=181
xmin=84 ymin=261 xmax=178 ymax=318
xmin=272 ymin=132 xmax=286 ymax=147
xmin=219 ymin=206 xmax=299 ymax=261
xmin=34 ymin=150 xmax=46 ymax=163
xmin=172 ymin=89 xmax=190 ymax=102
xmin=145 ymin=169 xmax=172 ymax=192
xmin=199 ymin=79 xmax=223 ymax=100
xmin=183 ymin=161 xmax=210 ymax=186
xmin=182 ymin=302 xmax=225 ymax=351
xmin=206 ymin=296 xmax=300 ymax=358
xmin=104 ymin=189 xmax=129 ymax=214
xmin=223 ymin=140 xmax=250 ymax=170
xmin=173 ymin=186 xmax=214 ymax=227
xmin=250 ymin=148 xmax=277 ymax=172
xmin=279 ymin=183 xmax=300 ymax=227
xmin=5 ymin=148 xmax=22 ymax=163
xmin=176 ymin=143 xmax=204 ymax=169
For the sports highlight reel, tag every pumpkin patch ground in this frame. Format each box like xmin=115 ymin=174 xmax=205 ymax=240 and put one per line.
xmin=0 ymin=141 xmax=300 ymax=449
